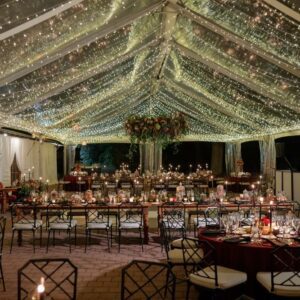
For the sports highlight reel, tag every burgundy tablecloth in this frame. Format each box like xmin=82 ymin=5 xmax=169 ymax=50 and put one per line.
xmin=199 ymin=232 xmax=274 ymax=297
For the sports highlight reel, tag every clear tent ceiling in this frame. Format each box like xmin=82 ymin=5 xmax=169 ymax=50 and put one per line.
xmin=0 ymin=0 xmax=299 ymax=144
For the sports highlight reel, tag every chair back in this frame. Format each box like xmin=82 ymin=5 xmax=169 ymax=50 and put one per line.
xmin=10 ymin=203 xmax=38 ymax=228
xmin=85 ymin=202 xmax=110 ymax=227
xmin=205 ymin=207 xmax=220 ymax=227
xmin=271 ymin=245 xmax=300 ymax=292
xmin=0 ymin=216 xmax=6 ymax=254
xmin=161 ymin=201 xmax=185 ymax=229
xmin=46 ymin=203 xmax=73 ymax=228
xmin=180 ymin=237 xmax=204 ymax=276
xmin=121 ymin=260 xmax=176 ymax=300
xmin=118 ymin=202 xmax=143 ymax=227
xmin=18 ymin=258 xmax=77 ymax=300
xmin=190 ymin=239 xmax=219 ymax=286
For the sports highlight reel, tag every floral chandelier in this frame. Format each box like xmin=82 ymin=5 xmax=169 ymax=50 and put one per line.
xmin=125 ymin=112 xmax=188 ymax=145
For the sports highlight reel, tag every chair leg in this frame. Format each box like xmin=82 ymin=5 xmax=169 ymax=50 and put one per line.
xmin=118 ymin=229 xmax=121 ymax=252
xmin=140 ymin=228 xmax=144 ymax=252
xmin=0 ymin=260 xmax=5 ymax=291
xmin=89 ymin=229 xmax=92 ymax=245
xmin=53 ymin=230 xmax=55 ymax=246
xmin=85 ymin=228 xmax=88 ymax=253
xmin=106 ymin=229 xmax=110 ymax=252
xmin=74 ymin=226 xmax=77 ymax=247
xmin=68 ymin=229 xmax=72 ymax=253
xmin=10 ymin=230 xmax=15 ymax=254
xmin=33 ymin=230 xmax=36 ymax=253
xmin=110 ymin=226 xmax=113 ymax=248
xmin=46 ymin=230 xmax=51 ymax=253
xmin=40 ymin=226 xmax=43 ymax=247
xmin=186 ymin=280 xmax=191 ymax=300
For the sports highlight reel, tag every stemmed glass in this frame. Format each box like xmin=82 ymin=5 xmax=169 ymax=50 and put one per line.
xmin=292 ymin=218 xmax=300 ymax=236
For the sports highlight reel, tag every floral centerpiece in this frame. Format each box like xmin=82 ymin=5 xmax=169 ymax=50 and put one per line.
xmin=125 ymin=112 xmax=188 ymax=146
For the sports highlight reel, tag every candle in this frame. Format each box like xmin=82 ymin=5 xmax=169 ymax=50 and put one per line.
xmin=28 ymin=169 xmax=31 ymax=180
xmin=37 ymin=277 xmax=45 ymax=300
xmin=46 ymin=179 xmax=49 ymax=192
xmin=211 ymin=175 xmax=214 ymax=189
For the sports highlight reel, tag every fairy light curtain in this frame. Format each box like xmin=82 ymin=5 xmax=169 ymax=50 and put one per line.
xmin=225 ymin=142 xmax=242 ymax=176
xmin=259 ymin=136 xmax=276 ymax=188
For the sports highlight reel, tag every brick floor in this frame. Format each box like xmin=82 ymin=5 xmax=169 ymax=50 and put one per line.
xmin=0 ymin=213 xmax=199 ymax=300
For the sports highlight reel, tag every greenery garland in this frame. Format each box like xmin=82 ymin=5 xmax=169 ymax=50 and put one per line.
xmin=125 ymin=113 xmax=188 ymax=158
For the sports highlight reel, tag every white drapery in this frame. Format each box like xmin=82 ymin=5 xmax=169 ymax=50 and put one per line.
xmin=259 ymin=136 xmax=276 ymax=188
xmin=225 ymin=142 xmax=242 ymax=175
xmin=139 ymin=142 xmax=162 ymax=174
xmin=0 ymin=135 xmax=57 ymax=186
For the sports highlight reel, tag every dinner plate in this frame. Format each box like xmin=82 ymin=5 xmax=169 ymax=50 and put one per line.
xmin=276 ymin=234 xmax=292 ymax=238
xmin=241 ymin=234 xmax=251 ymax=238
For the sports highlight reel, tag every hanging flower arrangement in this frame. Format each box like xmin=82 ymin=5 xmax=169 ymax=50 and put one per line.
xmin=125 ymin=112 xmax=188 ymax=146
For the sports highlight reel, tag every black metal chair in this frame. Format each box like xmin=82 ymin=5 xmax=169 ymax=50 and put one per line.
xmin=85 ymin=203 xmax=113 ymax=252
xmin=160 ymin=222 xmax=203 ymax=269
xmin=46 ymin=203 xmax=77 ymax=253
xmin=160 ymin=201 xmax=186 ymax=231
xmin=121 ymin=260 xmax=176 ymax=300
xmin=186 ymin=239 xmax=247 ymax=299
xmin=10 ymin=203 xmax=42 ymax=253
xmin=256 ymin=245 xmax=300 ymax=298
xmin=18 ymin=258 xmax=77 ymax=300
xmin=118 ymin=202 xmax=144 ymax=252
xmin=0 ymin=216 xmax=6 ymax=291
xmin=204 ymin=206 xmax=220 ymax=227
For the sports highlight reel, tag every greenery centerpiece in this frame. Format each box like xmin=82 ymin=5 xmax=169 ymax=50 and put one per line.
xmin=125 ymin=112 xmax=188 ymax=149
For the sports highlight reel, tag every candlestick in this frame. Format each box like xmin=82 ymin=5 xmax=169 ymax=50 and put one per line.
xmin=28 ymin=169 xmax=31 ymax=181
xmin=259 ymin=196 xmax=263 ymax=219
xmin=32 ymin=166 xmax=35 ymax=180
xmin=269 ymin=205 xmax=272 ymax=230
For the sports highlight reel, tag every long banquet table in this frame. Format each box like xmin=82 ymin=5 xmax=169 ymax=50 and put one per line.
xmin=13 ymin=201 xmax=295 ymax=247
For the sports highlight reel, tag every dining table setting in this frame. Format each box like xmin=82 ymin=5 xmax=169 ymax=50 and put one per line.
xmin=198 ymin=209 xmax=300 ymax=297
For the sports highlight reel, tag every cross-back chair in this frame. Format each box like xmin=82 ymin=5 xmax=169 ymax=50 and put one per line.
xmin=121 ymin=260 xmax=176 ymax=300
xmin=256 ymin=245 xmax=300 ymax=298
xmin=185 ymin=239 xmax=247 ymax=299
xmin=46 ymin=203 xmax=77 ymax=253
xmin=118 ymin=202 xmax=144 ymax=252
xmin=18 ymin=258 xmax=77 ymax=300
xmin=10 ymin=203 xmax=42 ymax=253
xmin=85 ymin=202 xmax=113 ymax=252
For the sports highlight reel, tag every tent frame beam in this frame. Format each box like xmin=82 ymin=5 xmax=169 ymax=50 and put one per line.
xmin=169 ymin=2 xmax=299 ymax=77
xmin=0 ymin=0 xmax=164 ymax=86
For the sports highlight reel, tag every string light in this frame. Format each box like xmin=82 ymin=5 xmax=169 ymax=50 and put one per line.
xmin=0 ymin=0 xmax=299 ymax=145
